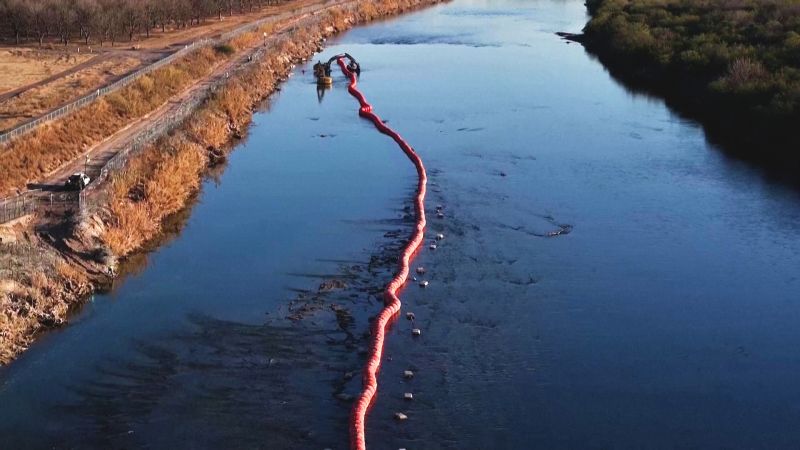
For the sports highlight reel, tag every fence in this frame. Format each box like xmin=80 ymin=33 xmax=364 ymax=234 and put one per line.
xmin=79 ymin=0 xmax=352 ymax=213
xmin=0 ymin=192 xmax=39 ymax=224
xmin=78 ymin=86 xmax=212 ymax=214
xmin=0 ymin=40 xmax=208 ymax=145
xmin=0 ymin=0 xmax=339 ymax=145
xmin=0 ymin=0 xmax=356 ymax=224
xmin=0 ymin=189 xmax=89 ymax=224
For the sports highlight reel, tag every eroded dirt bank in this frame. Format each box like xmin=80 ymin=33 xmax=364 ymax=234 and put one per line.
xmin=0 ymin=0 xmax=445 ymax=365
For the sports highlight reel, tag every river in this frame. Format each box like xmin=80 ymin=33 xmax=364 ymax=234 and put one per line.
xmin=3 ymin=0 xmax=800 ymax=448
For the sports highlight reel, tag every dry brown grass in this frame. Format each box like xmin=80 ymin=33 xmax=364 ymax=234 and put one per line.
xmin=0 ymin=0 xmax=440 ymax=197
xmin=103 ymin=135 xmax=206 ymax=255
xmin=1 ymin=0 xmax=445 ymax=367
xmin=99 ymin=0 xmax=445 ymax=258
xmin=0 ymin=49 xmax=92 ymax=94
xmin=215 ymin=82 xmax=252 ymax=122
xmin=229 ymin=23 xmax=276 ymax=51
xmin=187 ymin=109 xmax=231 ymax=149
xmin=0 ymin=242 xmax=91 ymax=365
xmin=0 ymin=47 xmax=227 ymax=195
xmin=55 ymin=261 xmax=89 ymax=285
xmin=99 ymin=38 xmax=285 ymax=256
xmin=0 ymin=57 xmax=142 ymax=131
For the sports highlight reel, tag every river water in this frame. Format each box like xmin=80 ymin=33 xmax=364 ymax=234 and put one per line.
xmin=3 ymin=1 xmax=800 ymax=448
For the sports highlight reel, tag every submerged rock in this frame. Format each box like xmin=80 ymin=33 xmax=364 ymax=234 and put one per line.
xmin=318 ymin=279 xmax=348 ymax=292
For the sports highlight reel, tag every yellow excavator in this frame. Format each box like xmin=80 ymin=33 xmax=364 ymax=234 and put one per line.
xmin=313 ymin=53 xmax=360 ymax=86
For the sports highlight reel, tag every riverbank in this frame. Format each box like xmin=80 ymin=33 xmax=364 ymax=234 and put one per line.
xmin=5 ymin=1 xmax=800 ymax=446
xmin=577 ymin=0 xmax=800 ymax=168
xmin=0 ymin=0 xmax=446 ymax=365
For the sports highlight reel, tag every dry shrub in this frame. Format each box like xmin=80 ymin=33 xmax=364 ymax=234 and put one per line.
xmin=55 ymin=261 xmax=88 ymax=285
xmin=328 ymin=8 xmax=349 ymax=30
xmin=103 ymin=135 xmax=206 ymax=256
xmin=0 ymin=290 xmax=29 ymax=364
xmin=144 ymin=140 xmax=205 ymax=213
xmin=230 ymin=26 xmax=267 ymax=51
xmin=188 ymin=110 xmax=230 ymax=148
xmin=183 ymin=47 xmax=219 ymax=79
xmin=214 ymin=81 xmax=251 ymax=122
xmin=47 ymin=0 xmax=442 ymax=256
xmin=717 ymin=57 xmax=769 ymax=92
xmin=103 ymin=202 xmax=159 ymax=255
xmin=239 ymin=67 xmax=277 ymax=98
xmin=29 ymin=272 xmax=48 ymax=291
xmin=0 ymin=40 xmax=225 ymax=196
xmin=135 ymin=75 xmax=156 ymax=97
xmin=1 ymin=249 xmax=91 ymax=364
xmin=227 ymin=19 xmax=276 ymax=51
xmin=358 ymin=2 xmax=381 ymax=20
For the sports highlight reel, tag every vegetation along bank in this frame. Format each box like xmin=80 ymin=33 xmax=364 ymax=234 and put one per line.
xmin=0 ymin=0 xmax=446 ymax=365
xmin=579 ymin=0 xmax=800 ymax=164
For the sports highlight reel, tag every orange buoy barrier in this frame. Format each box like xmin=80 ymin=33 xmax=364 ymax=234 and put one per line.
xmin=336 ymin=57 xmax=428 ymax=450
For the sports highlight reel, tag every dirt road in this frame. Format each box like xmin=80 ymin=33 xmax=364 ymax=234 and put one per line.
xmin=0 ymin=0 xmax=335 ymax=133
xmin=0 ymin=0 xmax=350 ymax=215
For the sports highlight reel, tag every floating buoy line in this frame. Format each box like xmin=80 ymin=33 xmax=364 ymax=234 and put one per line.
xmin=318 ymin=54 xmax=430 ymax=450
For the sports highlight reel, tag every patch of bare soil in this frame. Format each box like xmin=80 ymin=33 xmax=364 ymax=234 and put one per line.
xmin=0 ymin=56 xmax=142 ymax=131
xmin=0 ymin=49 xmax=92 ymax=94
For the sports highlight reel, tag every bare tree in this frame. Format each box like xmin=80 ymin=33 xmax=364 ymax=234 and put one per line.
xmin=142 ymin=0 xmax=159 ymax=37
xmin=96 ymin=0 xmax=121 ymax=46
xmin=121 ymin=0 xmax=142 ymax=42
xmin=173 ymin=0 xmax=193 ymax=29
xmin=214 ymin=0 xmax=226 ymax=21
xmin=75 ymin=0 xmax=97 ymax=45
xmin=190 ymin=0 xmax=212 ymax=26
xmin=1 ymin=0 xmax=30 ymax=44
xmin=153 ymin=1 xmax=171 ymax=32
xmin=0 ymin=0 xmax=289 ymax=46
xmin=52 ymin=0 xmax=77 ymax=46
xmin=29 ymin=1 xmax=52 ymax=47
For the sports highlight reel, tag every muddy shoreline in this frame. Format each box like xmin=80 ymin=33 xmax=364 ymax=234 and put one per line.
xmin=0 ymin=0 xmax=446 ymax=366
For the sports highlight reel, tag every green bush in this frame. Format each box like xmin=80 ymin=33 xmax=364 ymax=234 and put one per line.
xmin=213 ymin=44 xmax=235 ymax=56
xmin=584 ymin=0 xmax=800 ymax=121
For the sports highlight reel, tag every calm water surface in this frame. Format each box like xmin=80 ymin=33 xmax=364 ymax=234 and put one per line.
xmin=3 ymin=1 xmax=800 ymax=448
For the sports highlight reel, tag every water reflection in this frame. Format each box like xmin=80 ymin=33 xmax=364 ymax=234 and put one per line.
xmin=3 ymin=1 xmax=800 ymax=449
xmin=317 ymin=84 xmax=331 ymax=103
xmin=578 ymin=42 xmax=800 ymax=183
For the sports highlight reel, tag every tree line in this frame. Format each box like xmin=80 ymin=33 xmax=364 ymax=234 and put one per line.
xmin=583 ymin=0 xmax=800 ymax=152
xmin=0 ymin=0 xmax=289 ymax=47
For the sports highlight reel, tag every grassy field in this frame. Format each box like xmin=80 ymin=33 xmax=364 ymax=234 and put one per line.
xmin=582 ymin=0 xmax=800 ymax=157
xmin=0 ymin=45 xmax=232 ymax=195
xmin=0 ymin=0 xmax=325 ymax=137
xmin=0 ymin=49 xmax=92 ymax=94
xmin=0 ymin=56 xmax=141 ymax=131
